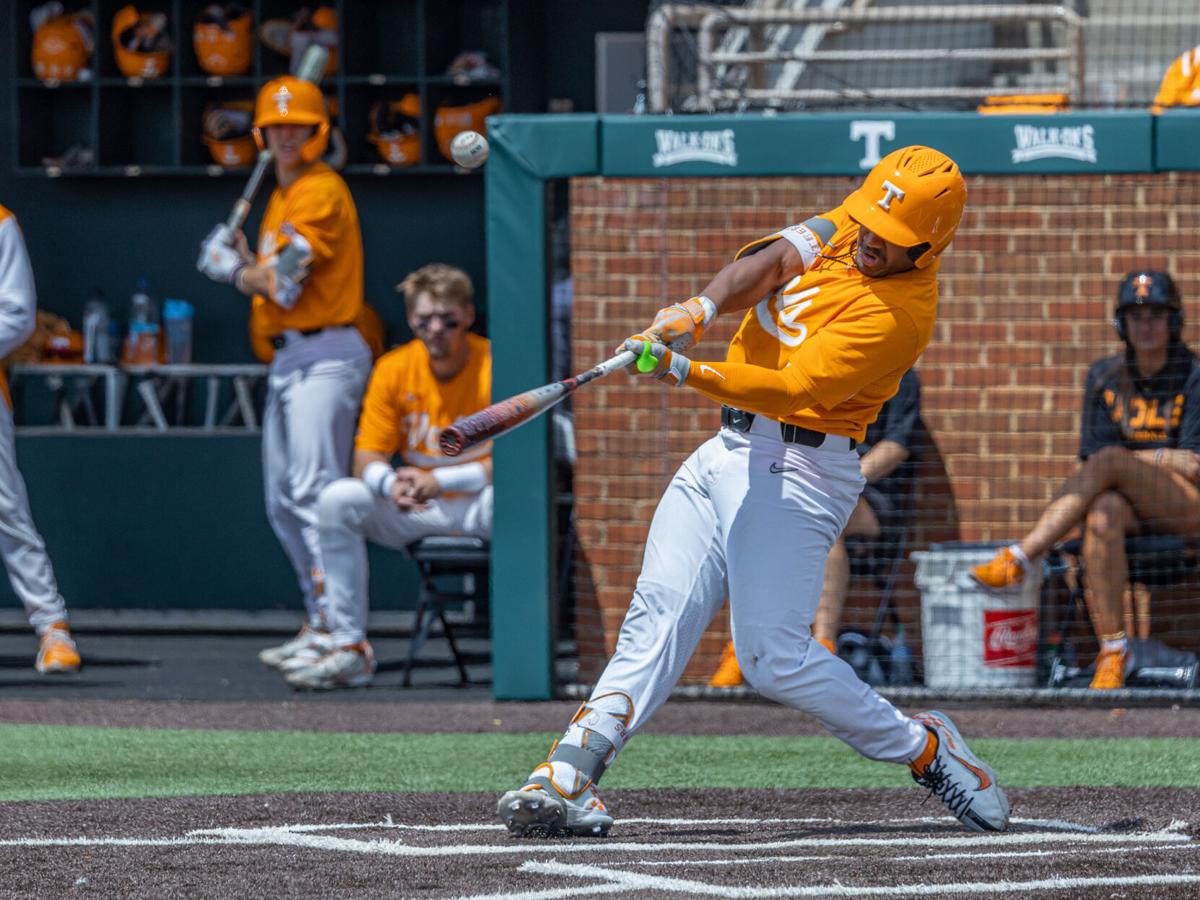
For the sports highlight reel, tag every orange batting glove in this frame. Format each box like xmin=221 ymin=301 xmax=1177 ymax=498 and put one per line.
xmin=621 ymin=336 xmax=690 ymax=387
xmin=641 ymin=295 xmax=718 ymax=352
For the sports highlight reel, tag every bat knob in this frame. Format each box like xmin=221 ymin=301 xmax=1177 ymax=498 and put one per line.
xmin=636 ymin=340 xmax=657 ymax=373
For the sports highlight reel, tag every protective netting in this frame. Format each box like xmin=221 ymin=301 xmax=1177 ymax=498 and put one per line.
xmin=565 ymin=171 xmax=1200 ymax=693
xmin=648 ymin=0 xmax=1200 ymax=113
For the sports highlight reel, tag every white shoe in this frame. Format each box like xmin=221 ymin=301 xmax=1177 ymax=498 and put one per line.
xmin=286 ymin=642 xmax=376 ymax=690
xmin=258 ymin=626 xmax=327 ymax=669
xmin=910 ymin=710 xmax=1010 ymax=832
xmin=497 ymin=766 xmax=614 ymax=838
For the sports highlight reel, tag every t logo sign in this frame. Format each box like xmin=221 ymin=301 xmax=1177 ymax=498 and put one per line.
xmin=878 ymin=180 xmax=905 ymax=211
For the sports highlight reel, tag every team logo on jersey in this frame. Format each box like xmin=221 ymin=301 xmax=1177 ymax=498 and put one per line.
xmin=651 ymin=129 xmax=738 ymax=168
xmin=1011 ymin=124 xmax=1097 ymax=164
xmin=755 ymin=283 xmax=818 ymax=348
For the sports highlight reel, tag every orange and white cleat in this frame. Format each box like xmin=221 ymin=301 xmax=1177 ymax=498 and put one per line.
xmin=1089 ymin=647 xmax=1128 ymax=690
xmin=971 ymin=547 xmax=1026 ymax=591
xmin=708 ymin=640 xmax=744 ymax=688
xmin=910 ymin=710 xmax=1009 ymax=833
xmin=497 ymin=764 xmax=613 ymax=838
xmin=35 ymin=623 xmax=81 ymax=674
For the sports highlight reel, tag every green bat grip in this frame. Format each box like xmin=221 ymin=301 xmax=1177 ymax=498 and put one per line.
xmin=636 ymin=340 xmax=657 ymax=373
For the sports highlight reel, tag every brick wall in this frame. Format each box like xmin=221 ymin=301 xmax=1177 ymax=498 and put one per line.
xmin=568 ymin=173 xmax=1200 ymax=684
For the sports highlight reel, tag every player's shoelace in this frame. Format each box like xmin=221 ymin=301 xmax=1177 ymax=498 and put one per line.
xmin=912 ymin=755 xmax=975 ymax=821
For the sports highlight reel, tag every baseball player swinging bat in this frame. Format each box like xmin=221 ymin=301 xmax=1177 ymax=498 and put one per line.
xmin=211 ymin=44 xmax=330 ymax=248
xmin=439 ymin=347 xmax=641 ymax=457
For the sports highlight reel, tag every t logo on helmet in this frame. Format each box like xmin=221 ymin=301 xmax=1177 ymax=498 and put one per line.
xmin=878 ymin=180 xmax=906 ymax=211
xmin=1135 ymin=274 xmax=1152 ymax=299
xmin=273 ymin=86 xmax=292 ymax=117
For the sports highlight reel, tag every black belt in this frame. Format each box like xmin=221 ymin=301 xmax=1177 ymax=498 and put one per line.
xmin=270 ymin=325 xmax=347 ymax=350
xmin=720 ymin=406 xmax=856 ymax=450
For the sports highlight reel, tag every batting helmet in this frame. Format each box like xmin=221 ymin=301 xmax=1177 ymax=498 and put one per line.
xmin=843 ymin=145 xmax=967 ymax=269
xmin=1113 ymin=270 xmax=1183 ymax=342
xmin=252 ymin=75 xmax=330 ymax=163
xmin=368 ymin=96 xmax=421 ymax=167
xmin=31 ymin=8 xmax=95 ymax=83
xmin=193 ymin=4 xmax=253 ymax=77
xmin=111 ymin=5 xmax=172 ymax=79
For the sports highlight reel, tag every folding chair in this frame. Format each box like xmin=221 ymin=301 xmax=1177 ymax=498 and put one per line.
xmin=402 ymin=536 xmax=490 ymax=687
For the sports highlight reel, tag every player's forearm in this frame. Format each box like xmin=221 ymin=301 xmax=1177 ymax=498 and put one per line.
xmin=860 ymin=440 xmax=910 ymax=483
xmin=352 ymin=449 xmax=391 ymax=479
xmin=235 ymin=265 xmax=271 ymax=297
xmin=685 ymin=360 xmax=817 ymax=416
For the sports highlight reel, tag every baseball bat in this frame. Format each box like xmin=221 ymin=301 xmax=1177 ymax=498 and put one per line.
xmin=439 ymin=349 xmax=637 ymax=457
xmin=221 ymin=45 xmax=330 ymax=238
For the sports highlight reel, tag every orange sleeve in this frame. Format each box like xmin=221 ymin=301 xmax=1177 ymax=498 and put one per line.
xmin=786 ymin=304 xmax=920 ymax=410
xmin=283 ymin=184 xmax=341 ymax=266
xmin=355 ymin=362 xmax=405 ymax=456
xmin=684 ymin=359 xmax=817 ymax=416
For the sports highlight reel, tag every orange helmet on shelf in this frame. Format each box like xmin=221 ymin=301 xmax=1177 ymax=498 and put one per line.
xmin=111 ymin=5 xmax=172 ymax=79
xmin=252 ymin=75 xmax=330 ymax=163
xmin=368 ymin=95 xmax=421 ymax=167
xmin=193 ymin=3 xmax=252 ymax=77
xmin=259 ymin=5 xmax=338 ymax=77
xmin=31 ymin=7 xmax=95 ymax=83
xmin=843 ymin=145 xmax=966 ymax=269
xmin=202 ymin=100 xmax=257 ymax=168
xmin=434 ymin=96 xmax=502 ymax=163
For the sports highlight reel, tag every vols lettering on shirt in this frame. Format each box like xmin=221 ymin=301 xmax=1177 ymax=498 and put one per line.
xmin=1080 ymin=352 xmax=1200 ymax=457
xmin=250 ymin=162 xmax=363 ymax=339
xmin=356 ymin=333 xmax=492 ymax=469
xmin=726 ymin=205 xmax=938 ymax=440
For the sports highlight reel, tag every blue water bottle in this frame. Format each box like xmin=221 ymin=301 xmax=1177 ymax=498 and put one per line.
xmin=890 ymin=624 xmax=914 ymax=686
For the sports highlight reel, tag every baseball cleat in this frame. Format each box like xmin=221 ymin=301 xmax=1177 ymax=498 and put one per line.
xmin=258 ymin=625 xmax=328 ymax=669
xmin=910 ymin=710 xmax=1009 ymax=833
xmin=497 ymin=780 xmax=613 ymax=838
xmin=970 ymin=547 xmax=1026 ymax=591
xmin=1089 ymin=646 xmax=1128 ymax=689
xmin=35 ymin=623 xmax=81 ymax=674
xmin=285 ymin=641 xmax=376 ymax=690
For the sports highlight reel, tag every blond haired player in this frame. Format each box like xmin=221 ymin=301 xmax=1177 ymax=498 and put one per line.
xmin=198 ymin=75 xmax=372 ymax=668
xmin=0 ymin=205 xmax=81 ymax=673
xmin=498 ymin=146 xmax=1009 ymax=838
xmin=285 ymin=264 xmax=492 ymax=689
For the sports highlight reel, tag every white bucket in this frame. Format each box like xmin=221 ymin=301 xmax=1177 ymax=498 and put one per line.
xmin=912 ymin=544 xmax=1041 ymax=689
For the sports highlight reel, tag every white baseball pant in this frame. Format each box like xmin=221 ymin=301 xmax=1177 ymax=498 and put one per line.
xmin=0 ymin=399 xmax=68 ymax=634
xmin=263 ymin=326 xmax=373 ymax=628
xmin=591 ymin=420 xmax=928 ymax=764
xmin=318 ymin=478 xmax=493 ymax=646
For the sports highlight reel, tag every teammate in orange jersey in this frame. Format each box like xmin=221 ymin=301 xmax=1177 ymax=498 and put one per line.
xmin=972 ymin=272 xmax=1200 ymax=689
xmin=498 ymin=146 xmax=1009 ymax=838
xmin=284 ymin=264 xmax=492 ymax=690
xmin=1151 ymin=45 xmax=1200 ymax=114
xmin=198 ymin=75 xmax=373 ymax=670
xmin=0 ymin=204 xmax=81 ymax=674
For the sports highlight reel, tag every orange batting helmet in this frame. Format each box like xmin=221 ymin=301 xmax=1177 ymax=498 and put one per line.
xmin=843 ymin=145 xmax=966 ymax=269
xmin=32 ymin=9 xmax=95 ymax=82
xmin=252 ymin=75 xmax=330 ymax=163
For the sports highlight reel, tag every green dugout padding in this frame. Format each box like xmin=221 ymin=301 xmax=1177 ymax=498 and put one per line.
xmin=487 ymin=110 xmax=1184 ymax=699
xmin=0 ymin=437 xmax=417 ymax=612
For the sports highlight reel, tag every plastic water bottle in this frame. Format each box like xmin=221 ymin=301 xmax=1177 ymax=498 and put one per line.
xmin=124 ymin=277 xmax=161 ymax=365
xmin=82 ymin=289 xmax=113 ymax=363
xmin=163 ymin=299 xmax=194 ymax=364
xmin=889 ymin=624 xmax=914 ymax=686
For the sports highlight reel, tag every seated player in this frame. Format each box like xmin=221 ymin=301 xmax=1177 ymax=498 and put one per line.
xmin=1151 ymin=45 xmax=1200 ymax=114
xmin=0 ymin=203 xmax=81 ymax=674
xmin=973 ymin=272 xmax=1200 ymax=689
xmin=285 ymin=263 xmax=492 ymax=689
xmin=710 ymin=369 xmax=922 ymax=687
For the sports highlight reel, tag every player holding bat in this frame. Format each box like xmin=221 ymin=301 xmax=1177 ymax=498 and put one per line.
xmin=197 ymin=68 xmax=372 ymax=672
xmin=497 ymin=146 xmax=1011 ymax=839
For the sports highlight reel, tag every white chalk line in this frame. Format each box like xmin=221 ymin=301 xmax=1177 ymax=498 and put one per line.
xmin=498 ymin=862 xmax=1200 ymax=899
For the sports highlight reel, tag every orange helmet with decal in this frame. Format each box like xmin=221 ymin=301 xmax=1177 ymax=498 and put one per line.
xmin=252 ymin=75 xmax=330 ymax=163
xmin=202 ymin=100 xmax=257 ymax=167
xmin=843 ymin=145 xmax=966 ymax=269
xmin=193 ymin=4 xmax=253 ymax=77
xmin=368 ymin=95 xmax=421 ymax=167
xmin=32 ymin=9 xmax=95 ymax=82
xmin=112 ymin=5 xmax=172 ymax=79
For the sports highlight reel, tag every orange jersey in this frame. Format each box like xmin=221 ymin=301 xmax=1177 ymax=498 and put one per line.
xmin=250 ymin=162 xmax=363 ymax=340
xmin=1152 ymin=45 xmax=1200 ymax=113
xmin=355 ymin=333 xmax=492 ymax=469
xmin=723 ymin=205 xmax=938 ymax=440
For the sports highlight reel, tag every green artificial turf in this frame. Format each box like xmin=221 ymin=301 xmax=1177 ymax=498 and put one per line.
xmin=5 ymin=724 xmax=1200 ymax=801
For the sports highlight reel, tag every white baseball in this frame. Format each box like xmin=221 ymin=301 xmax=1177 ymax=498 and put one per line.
xmin=450 ymin=130 xmax=489 ymax=169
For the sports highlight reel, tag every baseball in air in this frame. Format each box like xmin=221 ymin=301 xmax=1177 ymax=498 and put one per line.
xmin=450 ymin=130 xmax=489 ymax=169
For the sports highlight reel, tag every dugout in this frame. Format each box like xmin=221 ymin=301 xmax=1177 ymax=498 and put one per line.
xmin=486 ymin=109 xmax=1200 ymax=699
